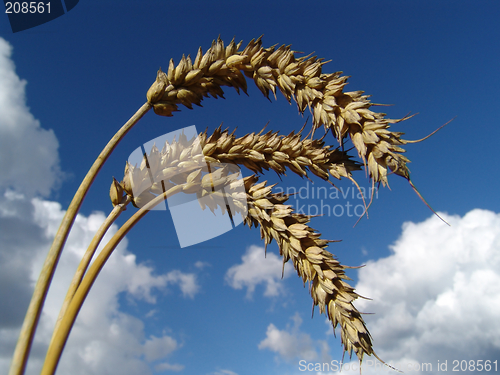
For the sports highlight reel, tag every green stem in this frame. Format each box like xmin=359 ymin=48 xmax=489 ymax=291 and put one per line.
xmin=9 ymin=102 xmax=152 ymax=375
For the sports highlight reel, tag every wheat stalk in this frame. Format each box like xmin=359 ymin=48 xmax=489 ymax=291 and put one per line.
xmin=9 ymin=103 xmax=152 ymax=375
xmin=40 ymin=186 xmax=182 ymax=375
xmin=127 ymin=159 xmax=378 ymax=363
xmin=48 ymin=193 xmax=131 ymax=350
xmin=22 ymin=36 xmax=445 ymax=375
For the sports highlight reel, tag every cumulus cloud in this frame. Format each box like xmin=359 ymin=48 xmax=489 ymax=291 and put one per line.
xmin=165 ymin=270 xmax=199 ymax=299
xmin=144 ymin=334 xmax=181 ymax=362
xmin=194 ymin=260 xmax=211 ymax=270
xmin=225 ymin=245 xmax=293 ymax=299
xmin=0 ymin=37 xmax=198 ymax=375
xmin=258 ymin=313 xmax=330 ymax=364
xmin=0 ymin=191 xmax=198 ymax=375
xmin=339 ymin=209 xmax=500 ymax=374
xmin=209 ymin=370 xmax=239 ymax=375
xmin=0 ymin=37 xmax=61 ymax=197
xmin=154 ymin=362 xmax=185 ymax=372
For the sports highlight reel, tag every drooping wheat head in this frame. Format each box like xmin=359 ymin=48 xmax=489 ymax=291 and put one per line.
xmin=243 ymin=175 xmax=375 ymax=362
xmin=146 ymin=36 xmax=418 ymax=189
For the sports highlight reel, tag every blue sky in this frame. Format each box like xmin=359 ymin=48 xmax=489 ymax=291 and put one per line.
xmin=1 ymin=1 xmax=500 ymax=375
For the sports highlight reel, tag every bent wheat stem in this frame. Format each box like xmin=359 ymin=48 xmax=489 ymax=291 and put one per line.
xmin=41 ymin=185 xmax=182 ymax=375
xmin=9 ymin=102 xmax=152 ymax=375
xmin=48 ymin=196 xmax=132 ymax=350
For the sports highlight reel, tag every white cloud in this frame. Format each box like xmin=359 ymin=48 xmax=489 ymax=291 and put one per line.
xmin=258 ymin=313 xmax=330 ymax=364
xmin=345 ymin=209 xmax=500 ymax=374
xmin=0 ymin=38 xmax=61 ymax=197
xmin=154 ymin=362 xmax=185 ymax=372
xmin=144 ymin=334 xmax=180 ymax=362
xmin=194 ymin=260 xmax=211 ymax=270
xmin=209 ymin=370 xmax=238 ymax=375
xmin=145 ymin=309 xmax=159 ymax=318
xmin=0 ymin=37 xmax=199 ymax=375
xmin=0 ymin=191 xmax=198 ymax=375
xmin=225 ymin=245 xmax=293 ymax=299
xmin=165 ymin=270 xmax=199 ymax=299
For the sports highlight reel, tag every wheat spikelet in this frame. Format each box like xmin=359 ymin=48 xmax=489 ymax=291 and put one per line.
xmin=147 ymin=36 xmax=417 ymax=188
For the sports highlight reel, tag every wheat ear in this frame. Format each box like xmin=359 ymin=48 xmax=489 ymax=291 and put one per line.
xmin=146 ymin=36 xmax=418 ymax=188
xmin=199 ymin=125 xmax=361 ymax=183
xmin=242 ymin=175 xmax=374 ymax=362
